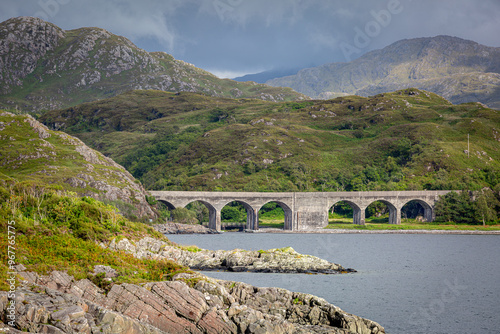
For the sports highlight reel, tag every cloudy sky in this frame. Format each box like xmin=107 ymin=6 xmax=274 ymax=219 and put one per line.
xmin=1 ymin=0 xmax=500 ymax=78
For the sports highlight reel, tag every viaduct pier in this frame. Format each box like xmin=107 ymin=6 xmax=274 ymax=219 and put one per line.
xmin=150 ymin=191 xmax=451 ymax=232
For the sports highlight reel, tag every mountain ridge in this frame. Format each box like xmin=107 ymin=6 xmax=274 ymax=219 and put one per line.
xmin=266 ymin=35 xmax=500 ymax=109
xmin=0 ymin=16 xmax=307 ymax=112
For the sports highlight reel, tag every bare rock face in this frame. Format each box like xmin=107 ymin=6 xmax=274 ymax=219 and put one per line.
xmin=267 ymin=35 xmax=500 ymax=109
xmin=153 ymin=222 xmax=220 ymax=234
xmin=7 ymin=269 xmax=385 ymax=334
xmin=0 ymin=17 xmax=64 ymax=94
xmin=0 ymin=112 xmax=155 ymax=219
xmin=0 ymin=285 xmax=167 ymax=334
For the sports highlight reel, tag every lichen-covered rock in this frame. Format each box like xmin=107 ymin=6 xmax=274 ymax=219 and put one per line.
xmin=153 ymin=222 xmax=220 ymax=234
xmin=109 ymin=236 xmax=354 ymax=274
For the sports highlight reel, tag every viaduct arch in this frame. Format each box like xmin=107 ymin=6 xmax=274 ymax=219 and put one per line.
xmin=150 ymin=191 xmax=451 ymax=232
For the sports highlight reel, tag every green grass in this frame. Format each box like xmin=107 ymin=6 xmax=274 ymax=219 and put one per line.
xmin=255 ymin=214 xmax=500 ymax=231
xmin=258 ymin=220 xmax=285 ymax=229
xmin=325 ymin=219 xmax=500 ymax=231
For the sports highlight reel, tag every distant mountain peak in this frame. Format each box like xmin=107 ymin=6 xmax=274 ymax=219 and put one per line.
xmin=267 ymin=35 xmax=500 ymax=109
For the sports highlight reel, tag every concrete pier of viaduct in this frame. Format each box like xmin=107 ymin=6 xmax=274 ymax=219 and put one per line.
xmin=150 ymin=191 xmax=451 ymax=232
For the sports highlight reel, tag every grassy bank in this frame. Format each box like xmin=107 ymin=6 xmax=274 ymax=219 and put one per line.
xmin=326 ymin=218 xmax=500 ymax=231
xmin=254 ymin=216 xmax=500 ymax=231
xmin=0 ymin=182 xmax=192 ymax=291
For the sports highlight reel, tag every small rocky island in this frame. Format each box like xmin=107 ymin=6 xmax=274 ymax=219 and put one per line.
xmin=106 ymin=237 xmax=356 ymax=274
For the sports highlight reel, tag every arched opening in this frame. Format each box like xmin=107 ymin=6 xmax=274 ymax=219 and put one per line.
xmin=257 ymin=201 xmax=293 ymax=230
xmin=402 ymin=200 xmax=433 ymax=223
xmin=156 ymin=200 xmax=176 ymax=222
xmin=328 ymin=200 xmax=365 ymax=225
xmin=365 ymin=200 xmax=399 ymax=225
xmin=220 ymin=201 xmax=254 ymax=231
xmin=328 ymin=201 xmax=354 ymax=225
xmin=173 ymin=200 xmax=218 ymax=230
xmin=185 ymin=201 xmax=210 ymax=225
xmin=365 ymin=201 xmax=390 ymax=224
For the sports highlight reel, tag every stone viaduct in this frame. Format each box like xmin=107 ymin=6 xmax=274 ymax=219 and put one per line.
xmin=150 ymin=191 xmax=451 ymax=232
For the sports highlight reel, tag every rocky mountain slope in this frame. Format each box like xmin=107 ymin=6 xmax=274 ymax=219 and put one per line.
xmin=0 ymin=17 xmax=307 ymax=112
xmin=0 ymin=111 xmax=154 ymax=219
xmin=39 ymin=88 xmax=500 ymax=193
xmin=267 ymin=36 xmax=500 ymax=109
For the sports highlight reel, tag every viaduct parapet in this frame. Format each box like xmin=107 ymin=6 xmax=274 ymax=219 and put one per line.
xmin=150 ymin=191 xmax=451 ymax=232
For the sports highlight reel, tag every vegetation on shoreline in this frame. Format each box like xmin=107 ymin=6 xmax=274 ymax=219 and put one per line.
xmin=324 ymin=219 xmax=500 ymax=231
xmin=0 ymin=181 xmax=190 ymax=291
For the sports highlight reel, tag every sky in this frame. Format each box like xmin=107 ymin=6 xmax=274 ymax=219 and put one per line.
xmin=1 ymin=0 xmax=500 ymax=78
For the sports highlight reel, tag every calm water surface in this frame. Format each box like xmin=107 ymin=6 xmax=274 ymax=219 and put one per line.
xmin=167 ymin=233 xmax=500 ymax=334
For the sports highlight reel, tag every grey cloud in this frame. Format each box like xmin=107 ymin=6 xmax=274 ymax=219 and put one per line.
xmin=0 ymin=0 xmax=499 ymax=77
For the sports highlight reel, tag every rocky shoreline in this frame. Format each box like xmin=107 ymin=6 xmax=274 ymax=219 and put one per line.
xmin=2 ymin=269 xmax=384 ymax=334
xmin=152 ymin=222 xmax=220 ymax=234
xmin=0 ymin=237 xmax=384 ymax=333
xmin=105 ymin=237 xmax=355 ymax=274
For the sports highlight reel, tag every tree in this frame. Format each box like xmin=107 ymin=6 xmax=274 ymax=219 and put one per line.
xmin=186 ymin=202 xmax=209 ymax=223
xmin=221 ymin=202 xmax=246 ymax=222
xmin=474 ymin=189 xmax=499 ymax=225
xmin=171 ymin=208 xmax=198 ymax=224
xmin=435 ymin=191 xmax=478 ymax=224
xmin=221 ymin=206 xmax=245 ymax=222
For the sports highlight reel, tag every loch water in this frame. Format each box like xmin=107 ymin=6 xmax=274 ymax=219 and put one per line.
xmin=167 ymin=233 xmax=500 ymax=334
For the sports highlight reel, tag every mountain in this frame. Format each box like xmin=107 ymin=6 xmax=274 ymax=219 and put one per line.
xmin=39 ymin=88 xmax=500 ymax=193
xmin=0 ymin=17 xmax=307 ymax=112
xmin=0 ymin=110 xmax=155 ymax=219
xmin=233 ymin=67 xmax=302 ymax=84
xmin=266 ymin=36 xmax=500 ymax=109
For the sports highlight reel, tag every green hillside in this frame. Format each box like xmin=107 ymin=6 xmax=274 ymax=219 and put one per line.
xmin=0 ymin=111 xmax=155 ymax=219
xmin=40 ymin=88 xmax=500 ymax=193
xmin=0 ymin=17 xmax=306 ymax=112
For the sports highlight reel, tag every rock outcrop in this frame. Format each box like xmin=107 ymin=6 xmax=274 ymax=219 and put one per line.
xmin=2 ymin=269 xmax=385 ymax=334
xmin=106 ymin=237 xmax=355 ymax=274
xmin=153 ymin=223 xmax=220 ymax=234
